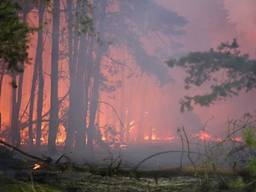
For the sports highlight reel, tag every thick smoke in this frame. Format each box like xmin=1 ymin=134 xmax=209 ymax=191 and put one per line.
xmin=224 ymin=0 xmax=256 ymax=55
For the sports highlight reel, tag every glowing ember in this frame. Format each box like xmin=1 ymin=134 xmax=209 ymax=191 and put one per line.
xmin=129 ymin=120 xmax=135 ymax=127
xmin=102 ymin=136 xmax=106 ymax=141
xmin=162 ymin=136 xmax=175 ymax=142
xmin=232 ymin=136 xmax=242 ymax=143
xmin=33 ymin=163 xmax=41 ymax=170
xmin=152 ymin=134 xmax=157 ymax=141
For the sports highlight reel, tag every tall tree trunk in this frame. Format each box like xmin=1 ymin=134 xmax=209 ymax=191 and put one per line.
xmin=87 ymin=0 xmax=108 ymax=153
xmin=136 ymin=78 xmax=147 ymax=142
xmin=10 ymin=75 xmax=19 ymax=145
xmin=65 ymin=0 xmax=79 ymax=151
xmin=87 ymin=52 xmax=101 ymax=155
xmin=10 ymin=74 xmax=23 ymax=146
xmin=119 ymin=65 xmax=125 ymax=143
xmin=0 ymin=71 xmax=3 ymax=131
xmin=73 ymin=0 xmax=92 ymax=151
xmin=48 ymin=0 xmax=60 ymax=154
xmin=74 ymin=36 xmax=90 ymax=151
xmin=28 ymin=41 xmax=38 ymax=147
xmin=10 ymin=6 xmax=29 ymax=146
xmin=36 ymin=0 xmax=45 ymax=147
xmin=0 ymin=72 xmax=3 ymax=97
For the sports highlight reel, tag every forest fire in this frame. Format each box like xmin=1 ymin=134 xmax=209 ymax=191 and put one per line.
xmin=0 ymin=0 xmax=256 ymax=191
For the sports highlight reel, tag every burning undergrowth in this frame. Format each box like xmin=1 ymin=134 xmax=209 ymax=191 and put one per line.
xmin=0 ymin=113 xmax=255 ymax=191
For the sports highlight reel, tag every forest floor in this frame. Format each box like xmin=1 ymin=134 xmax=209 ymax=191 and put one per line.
xmin=0 ymin=145 xmax=251 ymax=192
xmin=0 ymin=162 xmax=249 ymax=192
xmin=0 ymin=169 xmax=245 ymax=192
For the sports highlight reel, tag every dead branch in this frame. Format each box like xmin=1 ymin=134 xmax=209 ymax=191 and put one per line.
xmin=177 ymin=128 xmax=184 ymax=169
xmin=0 ymin=139 xmax=49 ymax=163
xmin=99 ymin=101 xmax=125 ymax=129
xmin=55 ymin=153 xmax=71 ymax=164
xmin=133 ymin=150 xmax=204 ymax=172
xmin=209 ymin=122 xmax=251 ymax=152
xmin=19 ymin=90 xmax=70 ymax=129
xmin=181 ymin=126 xmax=196 ymax=171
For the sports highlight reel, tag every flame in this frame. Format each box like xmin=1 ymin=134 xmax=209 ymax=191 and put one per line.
xmin=56 ymin=125 xmax=66 ymax=145
xmin=102 ymin=136 xmax=106 ymax=141
xmin=33 ymin=163 xmax=41 ymax=170
xmin=162 ymin=136 xmax=175 ymax=142
xmin=232 ymin=136 xmax=242 ymax=142
xmin=128 ymin=120 xmax=135 ymax=127
xmin=197 ymin=130 xmax=212 ymax=141
xmin=152 ymin=134 xmax=157 ymax=141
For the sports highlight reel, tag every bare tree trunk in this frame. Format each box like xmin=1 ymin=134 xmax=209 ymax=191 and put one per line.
xmin=36 ymin=0 xmax=45 ymax=147
xmin=0 ymin=72 xmax=3 ymax=97
xmin=119 ymin=65 xmax=125 ymax=143
xmin=87 ymin=59 xmax=100 ymax=155
xmin=73 ymin=0 xmax=92 ymax=151
xmin=10 ymin=5 xmax=29 ymax=146
xmin=0 ymin=71 xmax=2 ymax=132
xmin=137 ymin=79 xmax=147 ymax=143
xmin=28 ymin=41 xmax=38 ymax=147
xmin=48 ymin=0 xmax=60 ymax=154
xmin=10 ymin=74 xmax=19 ymax=145
xmin=74 ymin=36 xmax=90 ymax=151
xmin=64 ymin=0 xmax=79 ymax=152
xmin=10 ymin=74 xmax=23 ymax=146
xmin=87 ymin=0 xmax=108 ymax=153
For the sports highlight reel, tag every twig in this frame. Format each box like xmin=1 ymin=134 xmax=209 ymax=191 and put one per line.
xmin=133 ymin=150 xmax=204 ymax=172
xmin=0 ymin=139 xmax=49 ymax=163
xmin=55 ymin=153 xmax=71 ymax=164
xmin=99 ymin=101 xmax=125 ymax=129
xmin=181 ymin=126 xmax=196 ymax=171
xmin=177 ymin=128 xmax=184 ymax=169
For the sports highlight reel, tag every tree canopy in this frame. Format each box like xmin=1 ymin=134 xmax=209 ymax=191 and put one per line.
xmin=167 ymin=39 xmax=256 ymax=112
xmin=0 ymin=0 xmax=30 ymax=73
xmin=101 ymin=0 xmax=187 ymax=85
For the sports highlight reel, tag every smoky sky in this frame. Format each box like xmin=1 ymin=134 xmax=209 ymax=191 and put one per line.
xmin=106 ymin=0 xmax=256 ymax=137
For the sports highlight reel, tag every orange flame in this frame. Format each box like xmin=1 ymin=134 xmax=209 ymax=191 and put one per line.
xmin=152 ymin=133 xmax=157 ymax=141
xmin=232 ymin=136 xmax=242 ymax=143
xmin=196 ymin=130 xmax=212 ymax=141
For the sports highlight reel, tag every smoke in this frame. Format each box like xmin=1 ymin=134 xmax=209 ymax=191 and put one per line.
xmin=223 ymin=0 xmax=256 ymax=55
xmin=150 ymin=0 xmax=256 ymax=136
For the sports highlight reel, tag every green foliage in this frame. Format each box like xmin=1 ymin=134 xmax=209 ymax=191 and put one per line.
xmin=243 ymin=128 xmax=256 ymax=148
xmin=242 ymin=127 xmax=256 ymax=177
xmin=167 ymin=39 xmax=256 ymax=111
xmin=248 ymin=158 xmax=256 ymax=177
xmin=228 ymin=177 xmax=245 ymax=189
xmin=0 ymin=175 xmax=61 ymax=192
xmin=78 ymin=15 xmax=94 ymax=35
xmin=0 ymin=0 xmax=30 ymax=73
xmin=75 ymin=0 xmax=94 ymax=36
